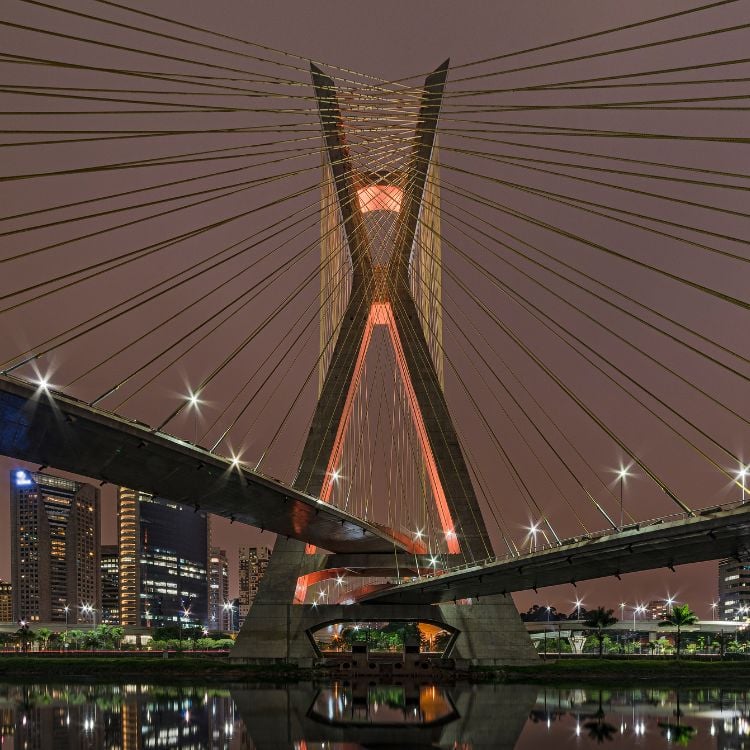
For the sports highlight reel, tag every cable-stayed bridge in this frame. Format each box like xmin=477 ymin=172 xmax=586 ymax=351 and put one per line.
xmin=0 ymin=1 xmax=748 ymax=664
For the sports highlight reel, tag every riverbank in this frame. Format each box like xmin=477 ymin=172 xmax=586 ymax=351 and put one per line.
xmin=3 ymin=655 xmax=750 ymax=686
xmin=0 ymin=656 xmax=307 ymax=684
xmin=493 ymin=658 xmax=750 ymax=686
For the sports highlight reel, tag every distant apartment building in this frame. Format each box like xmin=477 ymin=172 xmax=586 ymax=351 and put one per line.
xmin=719 ymin=557 xmax=750 ymax=620
xmin=208 ymin=547 xmax=230 ymax=631
xmin=644 ymin=600 xmax=669 ymax=621
xmin=118 ymin=488 xmax=208 ymax=628
xmin=10 ymin=469 xmax=100 ymax=624
xmin=238 ymin=546 xmax=270 ymax=627
xmin=0 ymin=580 xmax=11 ymax=622
xmin=100 ymin=544 xmax=120 ymax=625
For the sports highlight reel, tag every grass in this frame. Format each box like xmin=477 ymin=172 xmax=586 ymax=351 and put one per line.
xmin=4 ymin=654 xmax=750 ymax=687
xmin=0 ymin=655 xmax=309 ymax=684
xmin=489 ymin=658 xmax=750 ymax=686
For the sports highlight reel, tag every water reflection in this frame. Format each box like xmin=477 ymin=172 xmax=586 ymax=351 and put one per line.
xmin=0 ymin=682 xmax=749 ymax=748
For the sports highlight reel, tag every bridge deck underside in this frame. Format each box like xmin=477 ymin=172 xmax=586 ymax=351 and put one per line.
xmin=359 ymin=505 xmax=750 ymax=604
xmin=0 ymin=375 xmax=407 ymax=554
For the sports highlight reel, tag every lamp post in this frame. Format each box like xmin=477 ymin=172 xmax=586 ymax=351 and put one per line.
xmin=711 ymin=601 xmax=718 ymax=620
xmin=738 ymin=465 xmax=748 ymax=504
xmin=616 ymin=467 xmax=632 ymax=529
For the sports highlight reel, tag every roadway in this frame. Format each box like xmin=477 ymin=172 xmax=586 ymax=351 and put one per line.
xmin=359 ymin=503 xmax=750 ymax=603
xmin=0 ymin=374 xmax=413 ymax=554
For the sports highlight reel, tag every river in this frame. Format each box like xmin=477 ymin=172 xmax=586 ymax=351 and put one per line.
xmin=0 ymin=681 xmax=747 ymax=748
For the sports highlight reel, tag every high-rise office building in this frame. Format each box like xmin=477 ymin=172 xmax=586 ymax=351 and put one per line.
xmin=101 ymin=544 xmax=120 ymax=625
xmin=10 ymin=469 xmax=100 ymax=624
xmin=719 ymin=557 xmax=750 ymax=620
xmin=0 ymin=580 xmax=11 ymax=622
xmin=238 ymin=546 xmax=270 ymax=627
xmin=117 ymin=488 xmax=208 ymax=628
xmin=208 ymin=547 xmax=230 ymax=631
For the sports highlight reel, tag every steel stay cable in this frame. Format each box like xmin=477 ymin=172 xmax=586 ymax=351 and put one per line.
xmin=0 ymin=147 xmax=323 ymax=249
xmin=22 ymin=0 xmax=414 ymax=96
xmin=445 ymin=55 xmax=750 ymax=99
xmin=433 ymin=175 xmax=750 ymax=408
xmin=88 ymin=0 xmax=418 ymax=93
xmin=0 ymin=143 xmax=325 ymax=240
xmin=155 ymin=127 xmax=414 ymax=434
xmin=407 ymin=227 xmax=601 ymax=535
xmin=432 ymin=203 xmax=748 ymax=486
xmin=439 ymin=251 xmax=693 ymax=515
xmin=439 ymin=122 xmax=750 ymax=145
xmin=441 ymin=141 xmax=750 ymax=197
xmin=378 ymin=200 xmax=509 ymax=560
xmin=208 ymin=164 xmax=404 ymax=454
xmin=203 ymin=236 xmax=357 ymax=454
xmin=0 ymin=177 xmax=317 ymax=311
xmin=431 ymin=158 xmax=750 ymax=312
xmin=437 ymin=145 xmax=750 ymax=260
xmin=384 ymin=256 xmax=509 ymax=561
xmin=1 ymin=195 xmax=322 ymax=375
xmin=111 ymin=240 xmax=331 ymax=414
xmin=438 ymin=145 xmax=750 ymax=223
xmin=97 ymin=135 xmax=413 ymax=413
xmin=431 ymin=173 xmax=750 ymax=381
xmin=405 ymin=233 xmax=584 ymax=548
xmin=398 ymin=0 xmax=742 ymax=79
xmin=436 ymin=20 xmax=750 ymax=87
xmin=438 ymin=134 xmax=750 ymax=187
xmin=203 ymin=249 xmax=355 ymax=451
xmin=435 ymin=265 xmax=628 ymax=533
xmin=0 ymin=130 xmax=408 ymax=301
xmin=63 ymin=206 xmax=325 ymax=389
xmin=0 ymin=124 xmax=413 ymax=253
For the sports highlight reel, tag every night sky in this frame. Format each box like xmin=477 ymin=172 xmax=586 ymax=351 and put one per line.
xmin=1 ymin=0 xmax=748 ymax=617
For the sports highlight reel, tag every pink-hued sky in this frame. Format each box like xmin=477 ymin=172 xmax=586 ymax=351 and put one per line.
xmin=1 ymin=0 xmax=748 ymax=617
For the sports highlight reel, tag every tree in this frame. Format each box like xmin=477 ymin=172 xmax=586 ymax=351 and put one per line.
xmin=16 ymin=625 xmax=34 ymax=653
xmin=584 ymin=607 xmax=618 ymax=657
xmin=65 ymin=629 xmax=85 ymax=650
xmin=659 ymin=604 xmax=699 ymax=659
xmin=35 ymin=627 xmax=52 ymax=651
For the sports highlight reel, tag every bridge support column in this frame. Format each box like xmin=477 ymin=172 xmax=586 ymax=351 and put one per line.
xmin=231 ymin=594 xmax=536 ymax=667
xmin=232 ymin=58 xmax=537 ymax=668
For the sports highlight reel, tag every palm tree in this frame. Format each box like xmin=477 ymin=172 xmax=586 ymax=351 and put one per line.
xmin=35 ymin=627 xmax=51 ymax=652
xmin=659 ymin=604 xmax=699 ymax=658
xmin=584 ymin=607 xmax=618 ymax=657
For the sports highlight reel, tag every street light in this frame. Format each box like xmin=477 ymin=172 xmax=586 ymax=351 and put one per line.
xmin=711 ymin=601 xmax=718 ymax=620
xmin=186 ymin=391 xmax=202 ymax=442
xmin=616 ymin=466 xmax=632 ymax=529
xmin=526 ymin=521 xmax=540 ymax=552
xmin=737 ymin=465 xmax=749 ymax=504
xmin=575 ymin=598 xmax=583 ymax=621
xmin=619 ymin=602 xmax=626 ymax=621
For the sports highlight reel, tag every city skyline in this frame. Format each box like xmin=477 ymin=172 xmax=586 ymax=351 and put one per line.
xmin=0 ymin=458 xmax=727 ymax=620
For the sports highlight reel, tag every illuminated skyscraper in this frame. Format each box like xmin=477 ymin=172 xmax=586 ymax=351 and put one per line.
xmin=719 ymin=556 xmax=750 ymax=620
xmin=117 ymin=488 xmax=208 ymax=628
xmin=10 ymin=469 xmax=100 ymax=624
xmin=208 ymin=547 xmax=229 ymax=631
xmin=238 ymin=546 xmax=270 ymax=627
xmin=0 ymin=580 xmax=11 ymax=622
xmin=101 ymin=544 xmax=120 ymax=625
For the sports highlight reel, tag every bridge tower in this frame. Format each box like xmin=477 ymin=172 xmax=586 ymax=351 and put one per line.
xmin=232 ymin=61 xmax=536 ymax=666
